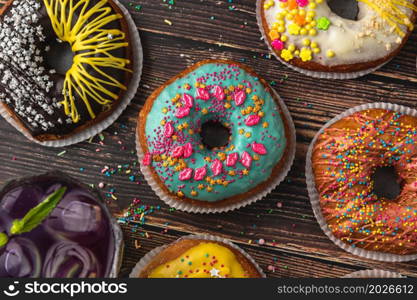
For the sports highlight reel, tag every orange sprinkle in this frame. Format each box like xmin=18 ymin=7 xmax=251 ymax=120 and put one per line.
xmin=294 ymin=14 xmax=307 ymax=26
xmin=288 ymin=0 xmax=298 ymax=10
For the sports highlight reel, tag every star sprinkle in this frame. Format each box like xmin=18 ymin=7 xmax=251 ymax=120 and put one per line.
xmin=210 ymin=268 xmax=221 ymax=278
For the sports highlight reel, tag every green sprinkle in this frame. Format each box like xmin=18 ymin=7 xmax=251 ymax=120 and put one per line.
xmin=57 ymin=150 xmax=66 ymax=156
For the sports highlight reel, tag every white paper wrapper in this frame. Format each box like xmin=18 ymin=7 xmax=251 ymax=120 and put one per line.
xmin=136 ymin=85 xmax=296 ymax=214
xmin=343 ymin=269 xmax=405 ymax=278
xmin=0 ymin=0 xmax=143 ymax=147
xmin=0 ymin=171 xmax=123 ymax=277
xmin=255 ymin=1 xmax=388 ymax=80
xmin=306 ymin=102 xmax=417 ymax=262
xmin=129 ymin=234 xmax=266 ymax=278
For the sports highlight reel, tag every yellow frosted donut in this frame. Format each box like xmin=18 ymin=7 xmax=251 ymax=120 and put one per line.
xmin=133 ymin=237 xmax=264 ymax=278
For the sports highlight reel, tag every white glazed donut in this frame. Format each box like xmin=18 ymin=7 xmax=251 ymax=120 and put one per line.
xmin=258 ymin=0 xmax=417 ymax=76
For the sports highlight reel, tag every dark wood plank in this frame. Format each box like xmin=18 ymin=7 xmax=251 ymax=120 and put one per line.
xmin=1 ymin=0 xmax=417 ymax=278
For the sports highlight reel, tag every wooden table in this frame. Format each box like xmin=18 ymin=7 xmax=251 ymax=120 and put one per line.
xmin=1 ymin=0 xmax=417 ymax=278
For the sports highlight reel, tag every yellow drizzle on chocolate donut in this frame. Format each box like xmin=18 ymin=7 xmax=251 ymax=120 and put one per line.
xmin=43 ymin=0 xmax=131 ymax=123
xmin=358 ymin=0 xmax=417 ymax=37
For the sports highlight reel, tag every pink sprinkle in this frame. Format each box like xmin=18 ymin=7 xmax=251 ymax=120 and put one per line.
xmin=183 ymin=142 xmax=193 ymax=158
xmin=267 ymin=265 xmax=275 ymax=272
xmin=240 ymin=151 xmax=252 ymax=168
xmin=252 ymin=142 xmax=267 ymax=155
xmin=213 ymin=85 xmax=225 ymax=101
xmin=277 ymin=202 xmax=283 ymax=208
xmin=245 ymin=115 xmax=261 ymax=126
xmin=211 ymin=159 xmax=223 ymax=176
xmin=258 ymin=238 xmax=265 ymax=245
xmin=179 ymin=168 xmax=193 ymax=181
xmin=194 ymin=166 xmax=207 ymax=181
xmin=171 ymin=146 xmax=184 ymax=158
xmin=142 ymin=153 xmax=152 ymax=166
xmin=196 ymin=87 xmax=210 ymax=101
xmin=164 ymin=122 xmax=174 ymax=138
xmin=296 ymin=0 xmax=308 ymax=7
xmin=234 ymin=90 xmax=246 ymax=106
xmin=175 ymin=107 xmax=190 ymax=118
xmin=226 ymin=152 xmax=239 ymax=167
xmin=182 ymin=93 xmax=194 ymax=108
xmin=271 ymin=39 xmax=284 ymax=50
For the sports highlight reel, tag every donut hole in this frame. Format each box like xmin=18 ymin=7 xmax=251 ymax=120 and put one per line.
xmin=200 ymin=120 xmax=230 ymax=150
xmin=327 ymin=0 xmax=359 ymax=21
xmin=371 ymin=166 xmax=402 ymax=200
xmin=45 ymin=38 xmax=74 ymax=75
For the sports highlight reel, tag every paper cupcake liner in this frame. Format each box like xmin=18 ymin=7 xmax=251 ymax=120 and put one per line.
xmin=0 ymin=170 xmax=123 ymax=277
xmin=343 ymin=269 xmax=405 ymax=278
xmin=136 ymin=85 xmax=296 ymax=214
xmin=306 ymin=102 xmax=417 ymax=262
xmin=129 ymin=234 xmax=266 ymax=278
xmin=255 ymin=1 xmax=388 ymax=80
xmin=0 ymin=0 xmax=143 ymax=147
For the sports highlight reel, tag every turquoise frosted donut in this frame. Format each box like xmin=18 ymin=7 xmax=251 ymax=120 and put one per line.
xmin=138 ymin=60 xmax=290 ymax=208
